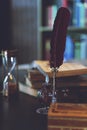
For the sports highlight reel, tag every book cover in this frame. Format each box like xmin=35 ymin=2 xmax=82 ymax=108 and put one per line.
xmin=73 ymin=0 xmax=85 ymax=27
xmin=84 ymin=1 xmax=87 ymax=26
xmin=27 ymin=72 xmax=87 ymax=88
xmin=74 ymin=41 xmax=81 ymax=60
xmin=64 ymin=35 xmax=74 ymax=61
xmin=34 ymin=60 xmax=87 ymax=77
xmin=62 ymin=0 xmax=68 ymax=7
xmin=47 ymin=5 xmax=57 ymax=27
xmin=80 ymin=35 xmax=87 ymax=59
xmin=45 ymin=39 xmax=50 ymax=60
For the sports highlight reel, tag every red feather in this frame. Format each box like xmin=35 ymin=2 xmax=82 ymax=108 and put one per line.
xmin=50 ymin=7 xmax=70 ymax=68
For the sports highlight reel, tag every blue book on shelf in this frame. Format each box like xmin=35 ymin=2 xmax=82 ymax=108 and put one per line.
xmin=73 ymin=0 xmax=85 ymax=27
xmin=64 ymin=35 xmax=74 ymax=61
xmin=74 ymin=41 xmax=81 ymax=60
xmin=80 ymin=42 xmax=87 ymax=59
xmin=80 ymin=35 xmax=87 ymax=59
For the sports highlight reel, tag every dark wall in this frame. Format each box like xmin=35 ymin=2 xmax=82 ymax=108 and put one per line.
xmin=0 ymin=0 xmax=40 ymax=64
xmin=0 ymin=0 xmax=12 ymax=51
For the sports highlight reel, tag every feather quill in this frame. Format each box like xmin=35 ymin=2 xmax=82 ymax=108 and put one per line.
xmin=50 ymin=7 xmax=70 ymax=68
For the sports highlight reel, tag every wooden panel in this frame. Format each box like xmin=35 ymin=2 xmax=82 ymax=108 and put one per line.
xmin=48 ymin=103 xmax=87 ymax=130
xmin=11 ymin=0 xmax=40 ymax=64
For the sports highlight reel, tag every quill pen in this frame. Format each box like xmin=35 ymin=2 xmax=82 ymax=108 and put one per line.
xmin=50 ymin=7 xmax=70 ymax=68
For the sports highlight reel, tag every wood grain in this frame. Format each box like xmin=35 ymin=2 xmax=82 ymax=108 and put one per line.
xmin=48 ymin=103 xmax=87 ymax=130
xmin=34 ymin=60 xmax=87 ymax=77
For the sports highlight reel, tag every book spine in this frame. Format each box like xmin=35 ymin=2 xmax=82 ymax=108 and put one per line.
xmin=57 ymin=0 xmax=68 ymax=8
xmin=45 ymin=39 xmax=50 ymax=60
xmin=74 ymin=41 xmax=81 ymax=59
xmin=79 ymin=3 xmax=85 ymax=27
xmin=47 ymin=6 xmax=52 ymax=27
xmin=64 ymin=35 xmax=74 ymax=61
xmin=47 ymin=5 xmax=57 ymax=27
xmin=56 ymin=0 xmax=62 ymax=8
xmin=62 ymin=0 xmax=68 ymax=7
xmin=80 ymin=35 xmax=87 ymax=59
xmin=84 ymin=1 xmax=87 ymax=26
xmin=73 ymin=0 xmax=85 ymax=27
xmin=67 ymin=0 xmax=74 ymax=26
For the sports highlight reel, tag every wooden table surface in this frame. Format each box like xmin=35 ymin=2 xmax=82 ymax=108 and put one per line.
xmin=0 ymin=92 xmax=47 ymax=130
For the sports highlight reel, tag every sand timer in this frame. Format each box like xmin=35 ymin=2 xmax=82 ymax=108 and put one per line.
xmin=2 ymin=50 xmax=19 ymax=100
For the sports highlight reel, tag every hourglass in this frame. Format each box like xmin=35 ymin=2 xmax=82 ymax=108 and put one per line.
xmin=2 ymin=50 xmax=19 ymax=100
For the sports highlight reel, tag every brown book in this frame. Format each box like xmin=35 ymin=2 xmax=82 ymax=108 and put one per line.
xmin=34 ymin=60 xmax=87 ymax=77
xmin=19 ymin=82 xmax=38 ymax=97
xmin=26 ymin=68 xmax=87 ymax=89
xmin=28 ymin=69 xmax=45 ymax=82
xmin=48 ymin=103 xmax=87 ymax=130
xmin=27 ymin=69 xmax=45 ymax=89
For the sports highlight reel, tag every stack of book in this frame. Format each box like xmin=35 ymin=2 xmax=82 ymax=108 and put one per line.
xmin=19 ymin=60 xmax=87 ymax=102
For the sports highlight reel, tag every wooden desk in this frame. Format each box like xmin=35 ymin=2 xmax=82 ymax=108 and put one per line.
xmin=48 ymin=103 xmax=87 ymax=130
xmin=1 ymin=65 xmax=87 ymax=130
xmin=0 ymin=92 xmax=47 ymax=130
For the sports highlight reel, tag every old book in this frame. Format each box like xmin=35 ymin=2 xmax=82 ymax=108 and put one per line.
xmin=19 ymin=82 xmax=38 ymax=97
xmin=34 ymin=60 xmax=87 ymax=77
xmin=48 ymin=103 xmax=87 ymax=130
xmin=27 ymin=69 xmax=45 ymax=82
xmin=26 ymin=67 xmax=87 ymax=89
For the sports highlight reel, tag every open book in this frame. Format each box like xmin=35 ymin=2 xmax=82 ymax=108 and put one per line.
xmin=34 ymin=60 xmax=87 ymax=77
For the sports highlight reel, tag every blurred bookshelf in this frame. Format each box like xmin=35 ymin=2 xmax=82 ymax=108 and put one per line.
xmin=1 ymin=0 xmax=87 ymax=64
xmin=39 ymin=26 xmax=87 ymax=34
xmin=40 ymin=0 xmax=87 ymax=61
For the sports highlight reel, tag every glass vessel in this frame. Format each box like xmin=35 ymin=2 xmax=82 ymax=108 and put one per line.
xmin=36 ymin=82 xmax=52 ymax=114
xmin=36 ymin=67 xmax=58 ymax=114
xmin=51 ymin=67 xmax=58 ymax=103
xmin=2 ymin=50 xmax=19 ymax=100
